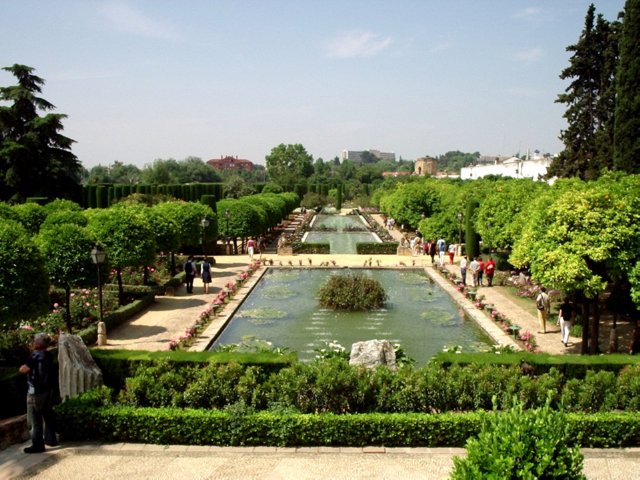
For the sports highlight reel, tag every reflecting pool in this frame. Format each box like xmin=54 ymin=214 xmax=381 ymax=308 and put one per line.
xmin=210 ymin=268 xmax=493 ymax=364
xmin=304 ymin=213 xmax=379 ymax=254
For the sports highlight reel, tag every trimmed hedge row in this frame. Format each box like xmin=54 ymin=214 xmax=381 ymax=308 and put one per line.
xmin=76 ymin=293 xmax=156 ymax=345
xmin=90 ymin=349 xmax=296 ymax=390
xmin=54 ymin=394 xmax=640 ymax=447
xmin=434 ymin=352 xmax=640 ymax=377
xmin=356 ymin=242 xmax=399 ymax=254
xmin=290 ymin=242 xmax=330 ymax=254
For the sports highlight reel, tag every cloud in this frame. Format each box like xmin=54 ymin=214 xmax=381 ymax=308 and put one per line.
xmin=514 ymin=47 xmax=543 ymax=62
xmin=513 ymin=7 xmax=541 ymax=19
xmin=324 ymin=31 xmax=392 ymax=59
xmin=100 ymin=2 xmax=180 ymax=41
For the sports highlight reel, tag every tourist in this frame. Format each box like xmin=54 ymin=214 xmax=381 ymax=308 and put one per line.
xmin=469 ymin=256 xmax=479 ymax=287
xmin=184 ymin=256 xmax=196 ymax=293
xmin=460 ymin=255 xmax=468 ymax=285
xmin=201 ymin=257 xmax=212 ymax=294
xmin=535 ymin=286 xmax=551 ymax=334
xmin=448 ymin=243 xmax=456 ymax=264
xmin=423 ymin=239 xmax=430 ymax=256
xmin=558 ymin=296 xmax=575 ymax=346
xmin=19 ymin=333 xmax=58 ymax=453
xmin=437 ymin=238 xmax=446 ymax=266
xmin=429 ymin=239 xmax=437 ymax=265
xmin=247 ymin=237 xmax=256 ymax=259
xmin=477 ymin=257 xmax=485 ymax=286
xmin=485 ymin=256 xmax=496 ymax=287
xmin=257 ymin=234 xmax=265 ymax=254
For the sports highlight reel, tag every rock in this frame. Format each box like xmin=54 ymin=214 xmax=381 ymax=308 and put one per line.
xmin=349 ymin=339 xmax=396 ymax=369
xmin=58 ymin=333 xmax=103 ymax=401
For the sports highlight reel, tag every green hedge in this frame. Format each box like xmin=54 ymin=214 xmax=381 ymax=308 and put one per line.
xmin=356 ymin=242 xmax=399 ymax=254
xmin=434 ymin=352 xmax=640 ymax=378
xmin=54 ymin=395 xmax=640 ymax=447
xmin=90 ymin=349 xmax=296 ymax=390
xmin=76 ymin=293 xmax=156 ymax=345
xmin=290 ymin=242 xmax=330 ymax=254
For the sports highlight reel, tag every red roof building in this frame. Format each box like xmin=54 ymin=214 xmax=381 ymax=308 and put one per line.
xmin=207 ymin=155 xmax=254 ymax=172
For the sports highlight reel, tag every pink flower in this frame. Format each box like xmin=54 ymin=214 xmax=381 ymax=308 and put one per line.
xmin=53 ymin=303 xmax=59 ymax=309
xmin=21 ymin=324 xmax=34 ymax=331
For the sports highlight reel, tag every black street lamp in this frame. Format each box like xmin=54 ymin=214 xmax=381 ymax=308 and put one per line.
xmin=224 ymin=209 xmax=231 ymax=255
xmin=90 ymin=244 xmax=106 ymax=324
xmin=457 ymin=212 xmax=464 ymax=244
xmin=201 ymin=216 xmax=210 ymax=255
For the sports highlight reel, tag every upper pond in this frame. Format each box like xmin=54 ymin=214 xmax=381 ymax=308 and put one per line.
xmin=210 ymin=268 xmax=493 ymax=364
xmin=303 ymin=213 xmax=380 ymax=254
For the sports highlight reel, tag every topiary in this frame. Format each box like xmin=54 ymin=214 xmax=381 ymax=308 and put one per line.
xmin=450 ymin=396 xmax=585 ymax=479
xmin=317 ymin=273 xmax=387 ymax=311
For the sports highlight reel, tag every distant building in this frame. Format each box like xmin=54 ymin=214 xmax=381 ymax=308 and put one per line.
xmin=207 ymin=155 xmax=254 ymax=172
xmin=414 ymin=156 xmax=438 ymax=176
xmin=460 ymin=153 xmax=552 ymax=181
xmin=340 ymin=149 xmax=396 ymax=162
xmin=381 ymin=171 xmax=411 ymax=177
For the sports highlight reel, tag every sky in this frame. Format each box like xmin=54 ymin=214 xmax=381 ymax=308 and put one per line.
xmin=1 ymin=1 xmax=626 ymax=169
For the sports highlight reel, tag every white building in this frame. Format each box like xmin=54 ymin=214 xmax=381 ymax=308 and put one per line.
xmin=460 ymin=154 xmax=552 ymax=181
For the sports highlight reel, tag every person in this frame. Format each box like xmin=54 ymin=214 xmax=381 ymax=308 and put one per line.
xmin=184 ymin=256 xmax=196 ymax=293
xmin=485 ymin=256 xmax=496 ymax=287
xmin=423 ymin=239 xmax=430 ymax=256
xmin=201 ymin=257 xmax=212 ymax=293
xmin=448 ymin=243 xmax=456 ymax=265
xmin=558 ymin=296 xmax=575 ymax=346
xmin=257 ymin=234 xmax=265 ymax=254
xmin=428 ymin=240 xmax=437 ymax=265
xmin=477 ymin=257 xmax=485 ymax=286
xmin=19 ymin=333 xmax=58 ymax=453
xmin=469 ymin=257 xmax=479 ymax=287
xmin=460 ymin=255 xmax=468 ymax=286
xmin=535 ymin=286 xmax=551 ymax=334
xmin=247 ymin=237 xmax=256 ymax=259
xmin=437 ymin=238 xmax=446 ymax=266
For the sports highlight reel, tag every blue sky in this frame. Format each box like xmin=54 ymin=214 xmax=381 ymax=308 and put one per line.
xmin=1 ymin=1 xmax=625 ymax=168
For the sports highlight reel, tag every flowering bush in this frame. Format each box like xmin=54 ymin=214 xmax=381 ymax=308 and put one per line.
xmin=315 ymin=340 xmax=349 ymax=360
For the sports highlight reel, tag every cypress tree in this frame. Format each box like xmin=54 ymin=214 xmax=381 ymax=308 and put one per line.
xmin=614 ymin=0 xmax=640 ymax=173
xmin=549 ymin=5 xmax=620 ymax=180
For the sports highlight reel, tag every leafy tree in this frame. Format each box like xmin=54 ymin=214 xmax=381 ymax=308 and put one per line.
xmin=0 ymin=219 xmax=49 ymax=327
xmin=0 ymin=64 xmax=81 ymax=202
xmin=223 ymin=174 xmax=255 ymax=199
xmin=549 ymin=6 xmax=620 ymax=180
xmin=86 ymin=205 xmax=156 ymax=305
xmin=261 ymin=182 xmax=283 ymax=194
xmin=11 ymin=202 xmax=46 ymax=234
xmin=177 ymin=157 xmax=221 ymax=183
xmin=510 ymin=174 xmax=640 ymax=354
xmin=217 ymin=199 xmax=264 ymax=254
xmin=37 ymin=224 xmax=96 ymax=332
xmin=379 ymin=180 xmax=439 ymax=230
xmin=613 ymin=0 xmax=640 ymax=173
xmin=265 ymin=143 xmax=314 ymax=191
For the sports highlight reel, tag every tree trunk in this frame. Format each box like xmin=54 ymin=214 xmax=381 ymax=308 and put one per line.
xmin=170 ymin=252 xmax=176 ymax=277
xmin=143 ymin=266 xmax=149 ymax=285
xmin=581 ymin=298 xmax=590 ymax=355
xmin=116 ymin=267 xmax=125 ymax=306
xmin=590 ymin=299 xmax=600 ymax=354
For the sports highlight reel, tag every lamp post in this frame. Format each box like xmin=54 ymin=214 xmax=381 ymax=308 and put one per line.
xmin=224 ymin=209 xmax=231 ymax=255
xmin=457 ymin=212 xmax=463 ymax=244
xmin=201 ymin=216 xmax=210 ymax=256
xmin=90 ymin=245 xmax=106 ymax=343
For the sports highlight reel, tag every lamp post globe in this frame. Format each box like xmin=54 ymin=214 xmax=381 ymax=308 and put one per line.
xmin=201 ymin=217 xmax=210 ymax=255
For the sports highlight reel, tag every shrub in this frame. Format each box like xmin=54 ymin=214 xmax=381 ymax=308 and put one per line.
xmin=451 ymin=398 xmax=586 ymax=479
xmin=355 ymin=242 xmax=399 ymax=254
xmin=318 ymin=273 xmax=387 ymax=311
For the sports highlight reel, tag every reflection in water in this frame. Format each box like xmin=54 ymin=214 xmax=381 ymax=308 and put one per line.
xmin=211 ymin=268 xmax=492 ymax=364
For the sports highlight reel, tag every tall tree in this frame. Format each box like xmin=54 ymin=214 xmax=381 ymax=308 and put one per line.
xmin=549 ymin=6 xmax=620 ymax=180
xmin=0 ymin=64 xmax=81 ymax=202
xmin=614 ymin=0 xmax=640 ymax=173
xmin=265 ymin=143 xmax=314 ymax=191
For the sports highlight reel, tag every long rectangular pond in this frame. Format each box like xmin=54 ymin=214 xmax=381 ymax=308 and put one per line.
xmin=304 ymin=213 xmax=380 ymax=254
xmin=210 ymin=268 xmax=493 ymax=364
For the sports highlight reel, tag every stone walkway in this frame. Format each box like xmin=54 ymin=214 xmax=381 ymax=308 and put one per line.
xmin=1 ymin=442 xmax=639 ymax=480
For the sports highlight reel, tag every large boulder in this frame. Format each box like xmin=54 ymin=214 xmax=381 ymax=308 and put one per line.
xmin=58 ymin=333 xmax=103 ymax=401
xmin=349 ymin=339 xmax=396 ymax=369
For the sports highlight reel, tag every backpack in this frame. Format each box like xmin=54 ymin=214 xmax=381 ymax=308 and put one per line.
xmin=536 ymin=294 xmax=546 ymax=311
xmin=184 ymin=261 xmax=193 ymax=275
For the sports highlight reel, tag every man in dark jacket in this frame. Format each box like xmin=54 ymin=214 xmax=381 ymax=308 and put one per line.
xmin=19 ymin=333 xmax=58 ymax=453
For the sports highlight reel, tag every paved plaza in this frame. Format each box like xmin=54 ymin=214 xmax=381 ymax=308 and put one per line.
xmin=2 ymin=212 xmax=637 ymax=479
